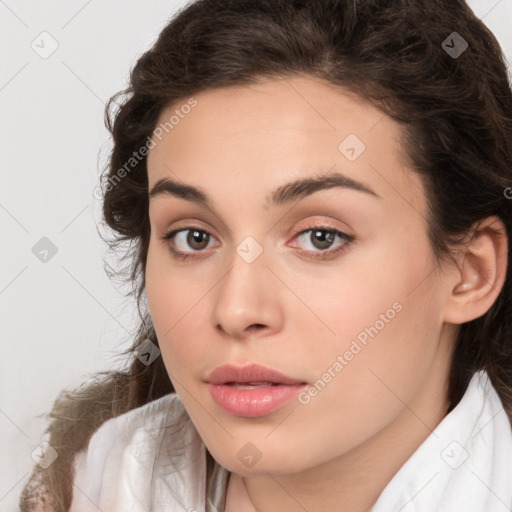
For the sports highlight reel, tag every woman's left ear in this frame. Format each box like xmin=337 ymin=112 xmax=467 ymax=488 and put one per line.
xmin=443 ymin=215 xmax=508 ymax=324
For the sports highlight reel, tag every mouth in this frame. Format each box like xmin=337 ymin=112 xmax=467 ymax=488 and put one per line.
xmin=205 ymin=363 xmax=308 ymax=417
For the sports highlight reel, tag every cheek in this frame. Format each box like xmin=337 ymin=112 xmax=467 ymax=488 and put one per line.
xmin=306 ymin=235 xmax=441 ymax=406
xmin=145 ymin=243 xmax=214 ymax=379
xmin=146 ymin=238 xmax=197 ymax=320
xmin=304 ymin=229 xmax=432 ymax=354
xmin=303 ymin=229 xmax=439 ymax=384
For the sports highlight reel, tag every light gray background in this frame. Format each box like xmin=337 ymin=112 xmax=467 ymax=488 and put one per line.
xmin=1 ymin=1 xmax=511 ymax=510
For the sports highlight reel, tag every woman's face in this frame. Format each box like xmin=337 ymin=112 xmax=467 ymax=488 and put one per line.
xmin=145 ymin=75 xmax=456 ymax=477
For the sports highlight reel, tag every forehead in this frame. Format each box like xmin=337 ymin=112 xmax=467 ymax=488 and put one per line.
xmin=146 ymin=75 xmax=425 ymax=217
xmin=149 ymin=76 xmax=392 ymax=154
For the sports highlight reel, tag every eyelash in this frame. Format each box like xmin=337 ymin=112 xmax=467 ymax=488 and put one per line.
xmin=161 ymin=224 xmax=355 ymax=261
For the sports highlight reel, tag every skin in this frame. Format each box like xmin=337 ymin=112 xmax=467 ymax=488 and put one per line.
xmin=144 ymin=75 xmax=508 ymax=511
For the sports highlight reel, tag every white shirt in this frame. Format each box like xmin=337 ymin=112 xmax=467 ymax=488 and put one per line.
xmin=69 ymin=370 xmax=512 ymax=512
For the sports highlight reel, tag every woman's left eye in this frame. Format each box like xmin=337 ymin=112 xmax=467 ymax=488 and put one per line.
xmin=161 ymin=226 xmax=355 ymax=261
xmin=292 ymin=227 xmax=355 ymax=259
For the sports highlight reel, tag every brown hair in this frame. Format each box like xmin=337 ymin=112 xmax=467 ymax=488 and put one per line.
xmin=20 ymin=0 xmax=512 ymax=509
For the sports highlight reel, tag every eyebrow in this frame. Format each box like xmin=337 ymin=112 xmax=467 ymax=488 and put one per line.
xmin=148 ymin=171 xmax=381 ymax=210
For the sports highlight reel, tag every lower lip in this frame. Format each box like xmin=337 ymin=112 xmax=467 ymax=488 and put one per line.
xmin=207 ymin=383 xmax=308 ymax=417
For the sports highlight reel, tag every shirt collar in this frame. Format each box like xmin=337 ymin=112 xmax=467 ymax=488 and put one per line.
xmin=370 ymin=370 xmax=512 ymax=512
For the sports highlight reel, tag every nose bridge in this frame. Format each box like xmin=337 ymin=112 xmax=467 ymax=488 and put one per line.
xmin=212 ymin=234 xmax=281 ymax=337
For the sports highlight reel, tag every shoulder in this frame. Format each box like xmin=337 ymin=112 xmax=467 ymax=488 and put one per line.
xmin=84 ymin=391 xmax=185 ymax=441
xmin=74 ymin=392 xmax=186 ymax=465
xmin=69 ymin=392 xmax=207 ymax=511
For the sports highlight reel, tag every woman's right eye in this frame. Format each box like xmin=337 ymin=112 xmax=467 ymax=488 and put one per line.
xmin=161 ymin=228 xmax=217 ymax=260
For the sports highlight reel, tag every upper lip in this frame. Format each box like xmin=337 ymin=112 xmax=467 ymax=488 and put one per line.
xmin=205 ymin=363 xmax=306 ymax=385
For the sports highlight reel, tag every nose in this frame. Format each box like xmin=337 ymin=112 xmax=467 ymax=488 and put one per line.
xmin=212 ymin=242 xmax=284 ymax=341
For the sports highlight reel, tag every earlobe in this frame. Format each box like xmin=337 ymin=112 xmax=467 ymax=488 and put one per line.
xmin=444 ymin=216 xmax=508 ymax=324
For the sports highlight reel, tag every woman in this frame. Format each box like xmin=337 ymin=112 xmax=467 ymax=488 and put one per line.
xmin=20 ymin=0 xmax=512 ymax=510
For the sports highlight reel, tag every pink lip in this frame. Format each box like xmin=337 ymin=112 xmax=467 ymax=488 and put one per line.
xmin=205 ymin=363 xmax=308 ymax=418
